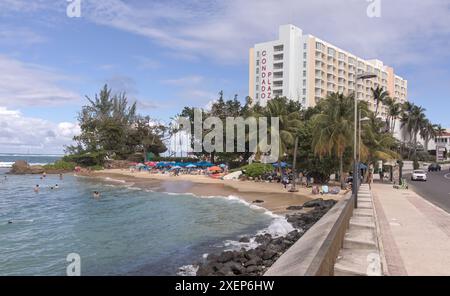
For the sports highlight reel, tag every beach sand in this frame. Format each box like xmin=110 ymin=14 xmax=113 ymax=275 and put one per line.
xmin=89 ymin=169 xmax=348 ymax=215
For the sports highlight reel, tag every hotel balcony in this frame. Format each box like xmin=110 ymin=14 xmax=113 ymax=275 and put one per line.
xmin=273 ymin=71 xmax=283 ymax=80
xmin=273 ymin=89 xmax=283 ymax=97
xmin=274 ymin=45 xmax=284 ymax=52
xmin=273 ymin=81 xmax=283 ymax=88
xmin=273 ymin=62 xmax=283 ymax=70
xmin=273 ymin=53 xmax=284 ymax=61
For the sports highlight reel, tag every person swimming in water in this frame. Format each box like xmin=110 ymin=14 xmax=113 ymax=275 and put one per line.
xmin=59 ymin=173 xmax=63 ymax=180
xmin=34 ymin=184 xmax=40 ymax=193
xmin=92 ymin=191 xmax=101 ymax=199
xmin=55 ymin=184 xmax=59 ymax=189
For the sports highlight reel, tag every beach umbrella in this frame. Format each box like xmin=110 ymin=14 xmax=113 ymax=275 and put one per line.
xmin=208 ymin=166 xmax=222 ymax=172
xmin=219 ymin=164 xmax=227 ymax=168
xmin=272 ymin=162 xmax=292 ymax=168
xmin=186 ymin=164 xmax=197 ymax=168
xmin=136 ymin=163 xmax=146 ymax=167
xmin=145 ymin=161 xmax=157 ymax=167
xmin=171 ymin=166 xmax=182 ymax=170
xmin=129 ymin=162 xmax=139 ymax=166
xmin=198 ymin=161 xmax=213 ymax=167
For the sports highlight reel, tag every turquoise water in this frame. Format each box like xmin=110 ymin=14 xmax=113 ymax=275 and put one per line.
xmin=0 ymin=168 xmax=278 ymax=275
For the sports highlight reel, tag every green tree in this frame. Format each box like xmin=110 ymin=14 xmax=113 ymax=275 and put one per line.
xmin=371 ymin=86 xmax=389 ymax=117
xmin=311 ymin=93 xmax=355 ymax=188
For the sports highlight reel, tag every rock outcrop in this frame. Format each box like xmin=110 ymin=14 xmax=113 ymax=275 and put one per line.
xmin=193 ymin=198 xmax=337 ymax=276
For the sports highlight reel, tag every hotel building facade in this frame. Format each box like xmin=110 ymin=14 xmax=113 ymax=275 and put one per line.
xmin=248 ymin=25 xmax=408 ymax=117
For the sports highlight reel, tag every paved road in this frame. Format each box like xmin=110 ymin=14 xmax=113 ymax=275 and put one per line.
xmin=407 ymin=170 xmax=450 ymax=213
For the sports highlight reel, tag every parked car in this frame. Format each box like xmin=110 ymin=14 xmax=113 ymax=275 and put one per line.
xmin=428 ymin=163 xmax=441 ymax=172
xmin=411 ymin=170 xmax=427 ymax=181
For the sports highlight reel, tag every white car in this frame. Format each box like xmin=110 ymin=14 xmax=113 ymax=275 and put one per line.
xmin=411 ymin=170 xmax=427 ymax=181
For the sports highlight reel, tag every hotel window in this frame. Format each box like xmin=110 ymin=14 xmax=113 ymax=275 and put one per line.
xmin=316 ymin=42 xmax=323 ymax=50
xmin=303 ymin=80 xmax=306 ymax=87
xmin=303 ymin=61 xmax=307 ymax=68
xmin=327 ymin=48 xmax=335 ymax=57
xmin=303 ymin=52 xmax=307 ymax=59
xmin=256 ymin=68 xmax=259 ymax=74
xmin=256 ymin=60 xmax=260 ymax=66
xmin=257 ymin=51 xmax=260 ymax=57
xmin=303 ymin=70 xmax=307 ymax=77
xmin=339 ymin=52 xmax=345 ymax=60
xmin=256 ymin=76 xmax=259 ymax=83
xmin=303 ymin=89 xmax=306 ymax=95
xmin=256 ymin=85 xmax=259 ymax=91
xmin=256 ymin=93 xmax=259 ymax=99
xmin=304 ymin=43 xmax=307 ymax=50
xmin=274 ymin=45 xmax=284 ymax=52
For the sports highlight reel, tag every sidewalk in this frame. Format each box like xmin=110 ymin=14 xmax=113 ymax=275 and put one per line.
xmin=372 ymin=183 xmax=450 ymax=275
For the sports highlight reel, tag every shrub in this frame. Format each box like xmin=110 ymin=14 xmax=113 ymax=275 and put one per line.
xmin=43 ymin=160 xmax=76 ymax=171
xmin=88 ymin=165 xmax=104 ymax=171
xmin=241 ymin=163 xmax=274 ymax=178
xmin=63 ymin=151 xmax=107 ymax=166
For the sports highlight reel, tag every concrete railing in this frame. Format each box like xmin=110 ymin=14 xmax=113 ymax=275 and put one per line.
xmin=265 ymin=192 xmax=355 ymax=276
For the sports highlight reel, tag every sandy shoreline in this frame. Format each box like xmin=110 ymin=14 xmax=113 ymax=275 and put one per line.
xmin=88 ymin=169 xmax=347 ymax=215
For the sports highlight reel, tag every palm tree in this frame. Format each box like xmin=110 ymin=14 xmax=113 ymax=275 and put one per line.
xmin=260 ymin=97 xmax=302 ymax=166
xmin=359 ymin=113 xmax=399 ymax=164
xmin=371 ymin=86 xmax=389 ymax=117
xmin=387 ymin=100 xmax=402 ymax=133
xmin=311 ymin=92 xmax=354 ymax=188
xmin=420 ymin=120 xmax=436 ymax=152
xmin=383 ymin=97 xmax=401 ymax=133
xmin=401 ymin=103 xmax=426 ymax=159
xmin=435 ymin=124 xmax=446 ymax=138
xmin=400 ymin=102 xmax=415 ymax=157
xmin=411 ymin=105 xmax=427 ymax=159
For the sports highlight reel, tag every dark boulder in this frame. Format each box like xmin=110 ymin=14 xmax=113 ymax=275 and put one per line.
xmin=217 ymin=251 xmax=234 ymax=263
xmin=286 ymin=205 xmax=303 ymax=211
xmin=239 ymin=236 xmax=250 ymax=243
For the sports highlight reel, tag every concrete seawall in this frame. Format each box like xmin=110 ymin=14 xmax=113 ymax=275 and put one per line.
xmin=265 ymin=192 xmax=354 ymax=276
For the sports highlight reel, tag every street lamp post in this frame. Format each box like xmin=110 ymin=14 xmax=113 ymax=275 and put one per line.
xmin=353 ymin=73 xmax=377 ymax=208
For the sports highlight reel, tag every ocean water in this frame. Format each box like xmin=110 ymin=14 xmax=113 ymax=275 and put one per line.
xmin=0 ymin=153 xmax=62 ymax=168
xmin=0 ymin=169 xmax=292 ymax=275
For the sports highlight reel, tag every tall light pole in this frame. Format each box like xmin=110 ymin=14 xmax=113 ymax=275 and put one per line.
xmin=354 ymin=73 xmax=377 ymax=208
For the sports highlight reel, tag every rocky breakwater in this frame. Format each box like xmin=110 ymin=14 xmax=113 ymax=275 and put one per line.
xmin=9 ymin=160 xmax=69 ymax=175
xmin=194 ymin=198 xmax=337 ymax=276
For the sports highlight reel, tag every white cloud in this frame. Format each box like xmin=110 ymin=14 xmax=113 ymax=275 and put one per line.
xmin=0 ymin=107 xmax=80 ymax=154
xmin=0 ymin=55 xmax=80 ymax=107
xmin=161 ymin=75 xmax=204 ymax=86
xmin=0 ymin=27 xmax=46 ymax=46
xmin=80 ymin=0 xmax=450 ymax=66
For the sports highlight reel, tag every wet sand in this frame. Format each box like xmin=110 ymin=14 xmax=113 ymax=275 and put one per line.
xmin=87 ymin=169 xmax=348 ymax=215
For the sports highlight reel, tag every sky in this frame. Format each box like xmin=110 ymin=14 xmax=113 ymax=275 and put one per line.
xmin=0 ymin=0 xmax=449 ymax=154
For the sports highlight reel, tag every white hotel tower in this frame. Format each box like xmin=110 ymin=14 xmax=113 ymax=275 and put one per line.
xmin=248 ymin=25 xmax=408 ymax=116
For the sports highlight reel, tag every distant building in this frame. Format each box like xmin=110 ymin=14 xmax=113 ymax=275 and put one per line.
xmin=428 ymin=128 xmax=450 ymax=160
xmin=248 ymin=24 xmax=408 ymax=118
